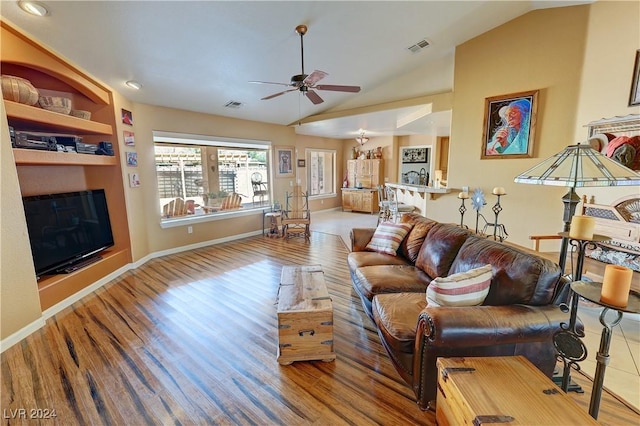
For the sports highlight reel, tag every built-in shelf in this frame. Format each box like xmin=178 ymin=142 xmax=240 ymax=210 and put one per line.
xmin=37 ymin=249 xmax=130 ymax=310
xmin=13 ymin=148 xmax=117 ymax=166
xmin=5 ymin=100 xmax=113 ymax=135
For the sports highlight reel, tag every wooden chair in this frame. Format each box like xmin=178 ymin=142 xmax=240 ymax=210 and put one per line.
xmin=281 ymin=186 xmax=311 ymax=240
xmin=220 ymin=192 xmax=243 ymax=210
xmin=162 ymin=197 xmax=194 ymax=218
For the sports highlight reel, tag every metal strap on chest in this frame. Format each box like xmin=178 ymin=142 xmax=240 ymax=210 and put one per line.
xmin=441 ymin=367 xmax=475 ymax=382
xmin=473 ymin=415 xmax=515 ymax=425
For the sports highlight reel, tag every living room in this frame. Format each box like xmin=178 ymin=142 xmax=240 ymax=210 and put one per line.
xmin=1 ymin=1 xmax=639 ymax=423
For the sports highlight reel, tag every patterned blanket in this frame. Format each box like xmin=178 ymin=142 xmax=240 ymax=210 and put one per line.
xmin=587 ymin=245 xmax=640 ymax=272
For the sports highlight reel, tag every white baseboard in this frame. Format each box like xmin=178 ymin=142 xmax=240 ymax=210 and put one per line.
xmin=0 ymin=316 xmax=46 ymax=353
xmin=0 ymin=229 xmax=262 ymax=353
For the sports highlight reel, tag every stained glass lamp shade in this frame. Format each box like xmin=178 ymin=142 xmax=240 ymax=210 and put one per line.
xmin=514 ymin=143 xmax=640 ymax=270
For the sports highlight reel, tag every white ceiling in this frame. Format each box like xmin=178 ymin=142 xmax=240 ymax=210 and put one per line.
xmin=0 ymin=1 xmax=590 ymax=140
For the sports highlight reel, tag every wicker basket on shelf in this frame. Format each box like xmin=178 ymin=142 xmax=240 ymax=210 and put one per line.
xmin=70 ymin=109 xmax=91 ymax=120
xmin=1 ymin=75 xmax=39 ymax=106
xmin=38 ymin=96 xmax=72 ymax=115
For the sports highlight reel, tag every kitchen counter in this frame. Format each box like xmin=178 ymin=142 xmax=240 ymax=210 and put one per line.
xmin=385 ymin=182 xmax=451 ymax=215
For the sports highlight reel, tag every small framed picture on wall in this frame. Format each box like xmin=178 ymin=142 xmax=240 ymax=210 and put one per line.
xmin=124 ymin=131 xmax=135 ymax=146
xmin=122 ymin=108 xmax=133 ymax=125
xmin=275 ymin=146 xmax=294 ymax=177
xmin=126 ymin=152 xmax=138 ymax=167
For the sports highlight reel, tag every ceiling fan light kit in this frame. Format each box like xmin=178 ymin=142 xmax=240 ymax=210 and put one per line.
xmin=250 ymin=24 xmax=361 ymax=105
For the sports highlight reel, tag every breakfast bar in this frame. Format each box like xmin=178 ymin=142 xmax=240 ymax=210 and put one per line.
xmin=385 ymin=182 xmax=451 ymax=215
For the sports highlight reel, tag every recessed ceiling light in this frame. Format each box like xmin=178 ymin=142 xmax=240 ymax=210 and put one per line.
xmin=125 ymin=80 xmax=142 ymax=90
xmin=18 ymin=1 xmax=49 ymax=17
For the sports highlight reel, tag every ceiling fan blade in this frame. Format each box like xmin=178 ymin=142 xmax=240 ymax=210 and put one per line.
xmin=249 ymin=80 xmax=292 ymax=87
xmin=305 ymin=90 xmax=324 ymax=105
xmin=316 ymin=84 xmax=361 ymax=93
xmin=303 ymin=70 xmax=328 ymax=86
xmin=261 ymin=88 xmax=296 ymax=100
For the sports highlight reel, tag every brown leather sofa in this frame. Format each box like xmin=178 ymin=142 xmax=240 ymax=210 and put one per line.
xmin=348 ymin=213 xmax=571 ymax=410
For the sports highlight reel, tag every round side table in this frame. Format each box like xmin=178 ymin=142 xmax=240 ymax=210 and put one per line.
xmin=570 ymin=280 xmax=640 ymax=419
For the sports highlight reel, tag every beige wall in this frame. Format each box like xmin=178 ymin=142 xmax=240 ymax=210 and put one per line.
xmin=0 ymin=98 xmax=42 ymax=339
xmin=573 ymin=0 xmax=640 ymax=206
xmin=121 ymin=103 xmax=345 ymax=258
xmin=430 ymin=5 xmax=592 ymax=249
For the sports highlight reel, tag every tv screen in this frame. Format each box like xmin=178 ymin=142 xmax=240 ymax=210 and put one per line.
xmin=22 ymin=189 xmax=115 ymax=277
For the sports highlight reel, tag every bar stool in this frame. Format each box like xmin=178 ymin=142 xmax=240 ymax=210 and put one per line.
xmin=385 ymin=186 xmax=415 ymax=222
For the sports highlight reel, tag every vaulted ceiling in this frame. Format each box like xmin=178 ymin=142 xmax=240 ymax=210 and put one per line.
xmin=0 ymin=1 xmax=590 ymax=139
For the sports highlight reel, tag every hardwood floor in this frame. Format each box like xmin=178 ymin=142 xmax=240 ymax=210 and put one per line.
xmin=2 ymin=232 xmax=639 ymax=425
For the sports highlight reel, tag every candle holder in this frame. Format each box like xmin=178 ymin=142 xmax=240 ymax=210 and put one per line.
xmin=553 ymin=233 xmax=610 ymax=398
xmin=458 ymin=197 xmax=468 ymax=229
xmin=485 ymin=193 xmax=508 ymax=241
xmin=567 ymin=280 xmax=639 ymax=419
xmin=492 ymin=194 xmax=503 ymax=238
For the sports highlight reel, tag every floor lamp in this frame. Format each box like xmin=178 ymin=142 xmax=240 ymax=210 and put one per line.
xmin=514 ymin=143 xmax=640 ymax=272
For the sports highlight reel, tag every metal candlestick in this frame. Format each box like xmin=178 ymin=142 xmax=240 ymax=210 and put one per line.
xmin=491 ymin=194 xmax=504 ymax=240
xmin=458 ymin=198 xmax=468 ymax=228
xmin=568 ymin=279 xmax=639 ymax=419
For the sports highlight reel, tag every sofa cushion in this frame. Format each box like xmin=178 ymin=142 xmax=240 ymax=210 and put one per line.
xmin=347 ymin=251 xmax=411 ymax=272
xmin=415 ymin=223 xmax=470 ymax=278
xmin=399 ymin=214 xmax=438 ymax=263
xmin=426 ymin=264 xmax=492 ymax=307
xmin=354 ymin=265 xmax=432 ymax=301
xmin=365 ymin=222 xmax=414 ymax=256
xmin=373 ymin=292 xmax=427 ymax=354
xmin=449 ymin=236 xmax=562 ymax=306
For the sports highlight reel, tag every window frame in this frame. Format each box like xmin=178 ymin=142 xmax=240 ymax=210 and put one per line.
xmin=305 ymin=148 xmax=337 ymax=199
xmin=152 ymin=131 xmax=272 ymax=228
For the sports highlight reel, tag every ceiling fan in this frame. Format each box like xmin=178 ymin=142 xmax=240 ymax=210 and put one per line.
xmin=249 ymin=25 xmax=361 ymax=105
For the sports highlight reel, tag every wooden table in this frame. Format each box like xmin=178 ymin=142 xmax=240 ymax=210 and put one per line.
xmin=276 ymin=265 xmax=336 ymax=365
xmin=436 ymin=356 xmax=598 ymax=425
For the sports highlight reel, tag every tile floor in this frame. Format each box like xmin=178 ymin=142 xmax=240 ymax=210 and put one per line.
xmin=312 ymin=208 xmax=640 ymax=410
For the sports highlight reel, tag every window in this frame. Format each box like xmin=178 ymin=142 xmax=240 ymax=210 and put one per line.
xmin=153 ymin=131 xmax=271 ymax=225
xmin=307 ymin=149 xmax=336 ymax=197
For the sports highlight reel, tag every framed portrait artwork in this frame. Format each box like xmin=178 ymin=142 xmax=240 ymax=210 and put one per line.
xmin=275 ymin=146 xmax=294 ymax=177
xmin=297 ymin=159 xmax=306 ymax=167
xmin=481 ymin=90 xmax=538 ymax=159
xmin=629 ymin=49 xmax=640 ymax=107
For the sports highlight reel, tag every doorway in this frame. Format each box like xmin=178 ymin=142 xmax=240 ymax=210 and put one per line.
xmin=398 ymin=145 xmax=432 ymax=186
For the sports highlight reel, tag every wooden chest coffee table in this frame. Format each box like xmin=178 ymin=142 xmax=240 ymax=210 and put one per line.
xmin=276 ymin=265 xmax=336 ymax=365
xmin=436 ymin=356 xmax=598 ymax=425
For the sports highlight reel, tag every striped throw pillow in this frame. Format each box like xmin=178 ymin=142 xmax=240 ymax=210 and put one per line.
xmin=426 ymin=264 xmax=492 ymax=307
xmin=365 ymin=222 xmax=414 ymax=256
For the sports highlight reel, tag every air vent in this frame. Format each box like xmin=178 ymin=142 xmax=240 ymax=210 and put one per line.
xmin=224 ymin=100 xmax=242 ymax=109
xmin=407 ymin=38 xmax=430 ymax=54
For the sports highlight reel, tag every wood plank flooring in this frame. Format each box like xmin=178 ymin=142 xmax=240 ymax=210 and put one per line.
xmin=2 ymin=231 xmax=639 ymax=425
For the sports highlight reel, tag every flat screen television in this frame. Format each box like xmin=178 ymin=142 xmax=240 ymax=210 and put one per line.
xmin=22 ymin=189 xmax=115 ymax=278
